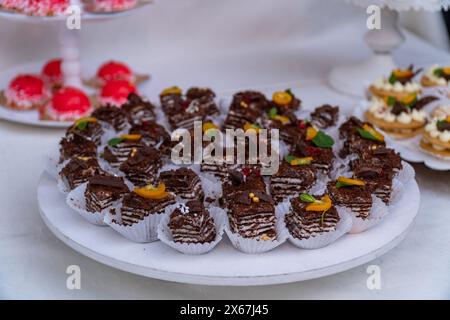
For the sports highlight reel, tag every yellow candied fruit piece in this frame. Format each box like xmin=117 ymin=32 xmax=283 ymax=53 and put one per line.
xmin=290 ymin=156 xmax=313 ymax=166
xmin=393 ymin=69 xmax=413 ymax=78
xmin=443 ymin=67 xmax=450 ymax=75
xmin=306 ymin=126 xmax=318 ymax=141
xmin=362 ymin=124 xmax=385 ymax=142
xmin=120 ymin=134 xmax=142 ymax=141
xmin=272 ymin=115 xmax=290 ymax=125
xmin=202 ymin=122 xmax=218 ymax=132
xmin=337 ymin=176 xmax=366 ymax=186
xmin=306 ymin=195 xmax=332 ymax=212
xmin=134 ymin=183 xmax=169 ymax=200
xmin=160 ymin=86 xmax=182 ymax=96
xmin=272 ymin=91 xmax=293 ymax=106
xmin=243 ymin=122 xmax=260 ymax=133
xmin=399 ymin=93 xmax=417 ymax=105
xmin=260 ymin=234 xmax=271 ymax=241
xmin=74 ymin=117 xmax=97 ymax=126
xmin=445 ymin=116 xmax=450 ymax=123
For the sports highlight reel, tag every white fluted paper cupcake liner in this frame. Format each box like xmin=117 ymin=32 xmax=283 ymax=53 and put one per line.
xmin=105 ymin=203 xmax=179 ymax=243
xmin=45 ymin=145 xmax=62 ymax=180
xmin=157 ymin=207 xmax=227 ymax=254
xmin=286 ymin=206 xmax=353 ymax=249
xmin=225 ymin=215 xmax=288 ymax=254
xmin=66 ymin=182 xmax=111 ymax=226
xmin=349 ymin=195 xmax=389 ymax=234
xmin=396 ymin=161 xmax=415 ymax=185
xmin=200 ymin=173 xmax=223 ymax=204
xmin=389 ymin=178 xmax=405 ymax=208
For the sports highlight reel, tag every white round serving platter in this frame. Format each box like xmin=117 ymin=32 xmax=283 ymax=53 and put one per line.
xmin=354 ymin=101 xmax=450 ymax=171
xmin=38 ymin=171 xmax=420 ymax=286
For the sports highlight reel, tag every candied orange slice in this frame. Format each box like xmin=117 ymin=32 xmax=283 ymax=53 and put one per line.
xmin=290 ymin=156 xmax=313 ymax=166
xmin=306 ymin=195 xmax=332 ymax=212
xmin=399 ymin=93 xmax=417 ymax=105
xmin=393 ymin=69 xmax=413 ymax=78
xmin=362 ymin=124 xmax=384 ymax=142
xmin=243 ymin=122 xmax=260 ymax=133
xmin=272 ymin=115 xmax=290 ymax=124
xmin=446 ymin=116 xmax=450 ymax=123
xmin=337 ymin=176 xmax=366 ymax=186
xmin=306 ymin=126 xmax=318 ymax=141
xmin=120 ymin=134 xmax=142 ymax=141
xmin=202 ymin=122 xmax=218 ymax=132
xmin=160 ymin=86 xmax=182 ymax=96
xmin=134 ymin=183 xmax=169 ymax=200
xmin=443 ymin=67 xmax=450 ymax=75
xmin=273 ymin=91 xmax=292 ymax=106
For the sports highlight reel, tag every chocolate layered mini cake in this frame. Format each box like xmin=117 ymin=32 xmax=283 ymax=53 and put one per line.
xmin=168 ymin=201 xmax=217 ymax=244
xmin=269 ymin=160 xmax=316 ymax=203
xmin=119 ymin=190 xmax=176 ymax=226
xmin=159 ymin=167 xmax=204 ymax=200
xmin=65 ymin=118 xmax=104 ymax=145
xmin=228 ymin=190 xmax=277 ymax=240
xmin=223 ymin=91 xmax=269 ymax=129
xmin=129 ymin=121 xmax=172 ymax=155
xmin=102 ymin=135 xmax=146 ymax=168
xmin=290 ymin=139 xmax=335 ymax=173
xmin=262 ymin=104 xmax=301 ymax=145
xmin=327 ymin=178 xmax=373 ymax=219
xmin=310 ymin=104 xmax=339 ymax=129
xmin=119 ymin=146 xmax=162 ymax=187
xmin=60 ymin=133 xmax=97 ymax=162
xmin=84 ymin=175 xmax=129 ymax=213
xmin=351 ymin=147 xmax=402 ymax=203
xmin=91 ymin=106 xmax=129 ymax=131
xmin=339 ymin=117 xmax=386 ymax=157
xmin=121 ymin=93 xmax=156 ymax=125
xmin=285 ymin=194 xmax=340 ymax=239
xmin=59 ymin=156 xmax=106 ymax=190
xmin=221 ymin=168 xmax=266 ymax=208
xmin=160 ymin=87 xmax=220 ymax=129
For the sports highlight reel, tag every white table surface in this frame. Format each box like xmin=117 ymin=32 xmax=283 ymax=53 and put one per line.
xmin=1 ymin=0 xmax=450 ymax=299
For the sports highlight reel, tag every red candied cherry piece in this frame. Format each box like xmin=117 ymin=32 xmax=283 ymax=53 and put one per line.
xmin=52 ymin=87 xmax=91 ymax=114
xmin=306 ymin=146 xmax=322 ymax=156
xmin=241 ymin=167 xmax=251 ymax=177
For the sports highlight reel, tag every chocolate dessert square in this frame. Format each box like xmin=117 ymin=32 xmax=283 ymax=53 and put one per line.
xmin=285 ymin=195 xmax=340 ymax=239
xmin=121 ymin=93 xmax=156 ymax=125
xmin=168 ymin=201 xmax=217 ymax=244
xmin=84 ymin=175 xmax=129 ymax=213
xmin=228 ymin=190 xmax=277 ymax=240
xmin=91 ymin=106 xmax=129 ymax=131
xmin=60 ymin=133 xmax=97 ymax=162
xmin=119 ymin=191 xmax=176 ymax=226
xmin=290 ymin=140 xmax=335 ymax=173
xmin=59 ymin=156 xmax=106 ymax=190
xmin=221 ymin=168 xmax=266 ymax=208
xmin=129 ymin=121 xmax=172 ymax=156
xmin=159 ymin=167 xmax=204 ymax=200
xmin=261 ymin=107 xmax=301 ymax=145
xmin=161 ymin=87 xmax=220 ymax=130
xmin=119 ymin=146 xmax=162 ymax=187
xmin=102 ymin=137 xmax=147 ymax=168
xmin=327 ymin=180 xmax=373 ymax=219
xmin=223 ymin=91 xmax=269 ymax=129
xmin=65 ymin=120 xmax=104 ymax=145
xmin=269 ymin=161 xmax=316 ymax=203
xmin=310 ymin=104 xmax=339 ymax=129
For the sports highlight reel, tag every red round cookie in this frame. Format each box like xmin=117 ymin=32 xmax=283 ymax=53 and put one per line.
xmin=90 ymin=0 xmax=138 ymax=13
xmin=3 ymin=74 xmax=48 ymax=110
xmin=96 ymin=61 xmax=133 ymax=85
xmin=99 ymin=80 xmax=136 ymax=107
xmin=40 ymin=87 xmax=92 ymax=121
xmin=42 ymin=59 xmax=63 ymax=89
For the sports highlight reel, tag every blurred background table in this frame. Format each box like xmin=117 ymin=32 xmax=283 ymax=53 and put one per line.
xmin=0 ymin=0 xmax=449 ymax=299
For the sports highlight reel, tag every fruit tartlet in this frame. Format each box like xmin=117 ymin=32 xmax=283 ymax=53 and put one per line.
xmin=1 ymin=74 xmax=48 ymax=110
xmin=421 ymin=64 xmax=450 ymax=87
xmin=87 ymin=60 xmax=149 ymax=87
xmin=364 ymin=94 xmax=437 ymax=139
xmin=40 ymin=87 xmax=93 ymax=122
xmin=98 ymin=80 xmax=137 ymax=107
xmin=369 ymin=65 xmax=422 ymax=101
xmin=42 ymin=58 xmax=63 ymax=90
xmin=420 ymin=107 xmax=450 ymax=159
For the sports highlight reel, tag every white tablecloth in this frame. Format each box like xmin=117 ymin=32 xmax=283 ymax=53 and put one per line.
xmin=0 ymin=0 xmax=450 ymax=299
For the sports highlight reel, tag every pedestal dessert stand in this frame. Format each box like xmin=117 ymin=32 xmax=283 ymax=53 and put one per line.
xmin=0 ymin=1 xmax=152 ymax=127
xmin=329 ymin=0 xmax=449 ymax=97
